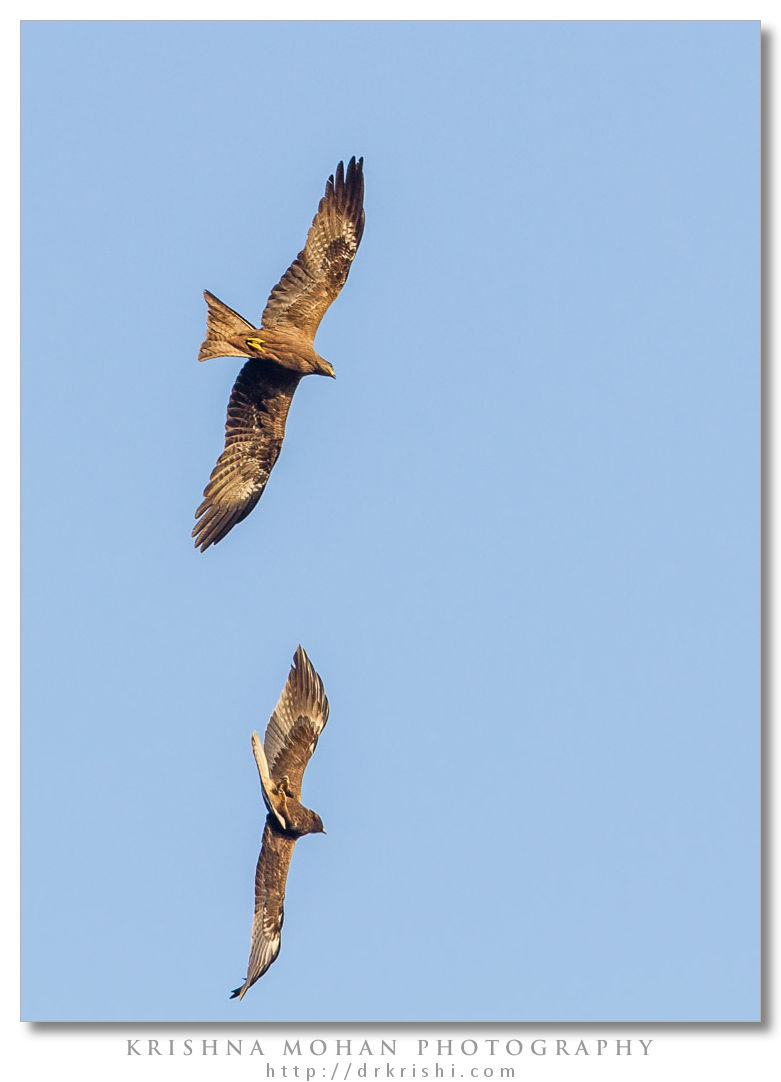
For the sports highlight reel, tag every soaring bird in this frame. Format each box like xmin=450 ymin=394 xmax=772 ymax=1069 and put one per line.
xmin=193 ymin=157 xmax=365 ymax=551
xmin=231 ymin=645 xmax=330 ymax=1000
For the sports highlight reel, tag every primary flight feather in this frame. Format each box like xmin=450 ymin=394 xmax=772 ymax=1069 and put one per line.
xmin=231 ymin=645 xmax=330 ymax=1000
xmin=193 ymin=157 xmax=365 ymax=551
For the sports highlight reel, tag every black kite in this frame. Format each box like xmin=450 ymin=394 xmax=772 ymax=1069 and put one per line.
xmin=193 ymin=157 xmax=365 ymax=551
xmin=231 ymin=645 xmax=330 ymax=999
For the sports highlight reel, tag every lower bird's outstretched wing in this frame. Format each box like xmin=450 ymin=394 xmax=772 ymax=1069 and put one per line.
xmin=230 ymin=821 xmax=296 ymax=999
xmin=263 ymin=646 xmax=330 ymax=800
xmin=193 ymin=360 xmax=300 ymax=551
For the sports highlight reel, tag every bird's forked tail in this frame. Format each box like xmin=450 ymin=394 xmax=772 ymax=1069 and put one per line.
xmin=198 ymin=290 xmax=255 ymax=361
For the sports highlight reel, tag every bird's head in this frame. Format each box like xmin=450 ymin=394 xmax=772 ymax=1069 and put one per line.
xmin=307 ymin=810 xmax=327 ymax=835
xmin=311 ymin=353 xmax=336 ymax=379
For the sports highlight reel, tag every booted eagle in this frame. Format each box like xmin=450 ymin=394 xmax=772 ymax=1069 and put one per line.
xmin=193 ymin=156 xmax=365 ymax=551
xmin=231 ymin=645 xmax=330 ymax=1000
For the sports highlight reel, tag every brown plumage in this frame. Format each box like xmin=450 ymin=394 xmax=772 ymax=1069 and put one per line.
xmin=193 ymin=157 xmax=365 ymax=551
xmin=231 ymin=645 xmax=330 ymax=1000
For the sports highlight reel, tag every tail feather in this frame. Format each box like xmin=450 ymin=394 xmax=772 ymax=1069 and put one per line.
xmin=199 ymin=290 xmax=254 ymax=361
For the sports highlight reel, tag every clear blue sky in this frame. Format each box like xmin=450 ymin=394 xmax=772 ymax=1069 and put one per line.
xmin=21 ymin=20 xmax=759 ymax=1022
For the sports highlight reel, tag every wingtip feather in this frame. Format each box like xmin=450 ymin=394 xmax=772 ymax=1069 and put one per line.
xmin=288 ymin=645 xmax=329 ymax=723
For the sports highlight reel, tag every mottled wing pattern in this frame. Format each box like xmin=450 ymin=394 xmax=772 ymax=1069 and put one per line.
xmin=263 ymin=646 xmax=329 ymax=800
xmin=230 ymin=822 xmax=296 ymax=999
xmin=260 ymin=157 xmax=365 ymax=341
xmin=193 ymin=360 xmax=300 ymax=551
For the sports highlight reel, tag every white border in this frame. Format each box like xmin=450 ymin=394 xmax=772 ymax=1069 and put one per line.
xmin=5 ymin=8 xmax=773 ymax=1080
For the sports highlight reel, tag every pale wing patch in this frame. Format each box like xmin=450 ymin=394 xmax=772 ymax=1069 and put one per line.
xmin=251 ymin=731 xmax=287 ymax=830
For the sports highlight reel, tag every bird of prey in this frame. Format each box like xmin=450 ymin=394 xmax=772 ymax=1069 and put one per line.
xmin=193 ymin=156 xmax=365 ymax=551
xmin=231 ymin=645 xmax=330 ymax=999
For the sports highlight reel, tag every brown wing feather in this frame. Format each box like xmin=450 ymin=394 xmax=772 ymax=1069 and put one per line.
xmin=230 ymin=821 xmax=296 ymax=999
xmin=193 ymin=360 xmax=300 ymax=551
xmin=263 ymin=646 xmax=329 ymax=800
xmin=260 ymin=157 xmax=365 ymax=340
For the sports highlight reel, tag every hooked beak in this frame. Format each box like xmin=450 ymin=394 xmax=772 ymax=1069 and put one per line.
xmin=318 ymin=360 xmax=336 ymax=379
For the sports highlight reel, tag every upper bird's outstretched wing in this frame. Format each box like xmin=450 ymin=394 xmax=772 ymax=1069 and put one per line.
xmin=193 ymin=360 xmax=300 ymax=551
xmin=262 ymin=645 xmax=330 ymax=800
xmin=260 ymin=157 xmax=365 ymax=341
xmin=230 ymin=821 xmax=295 ymax=999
